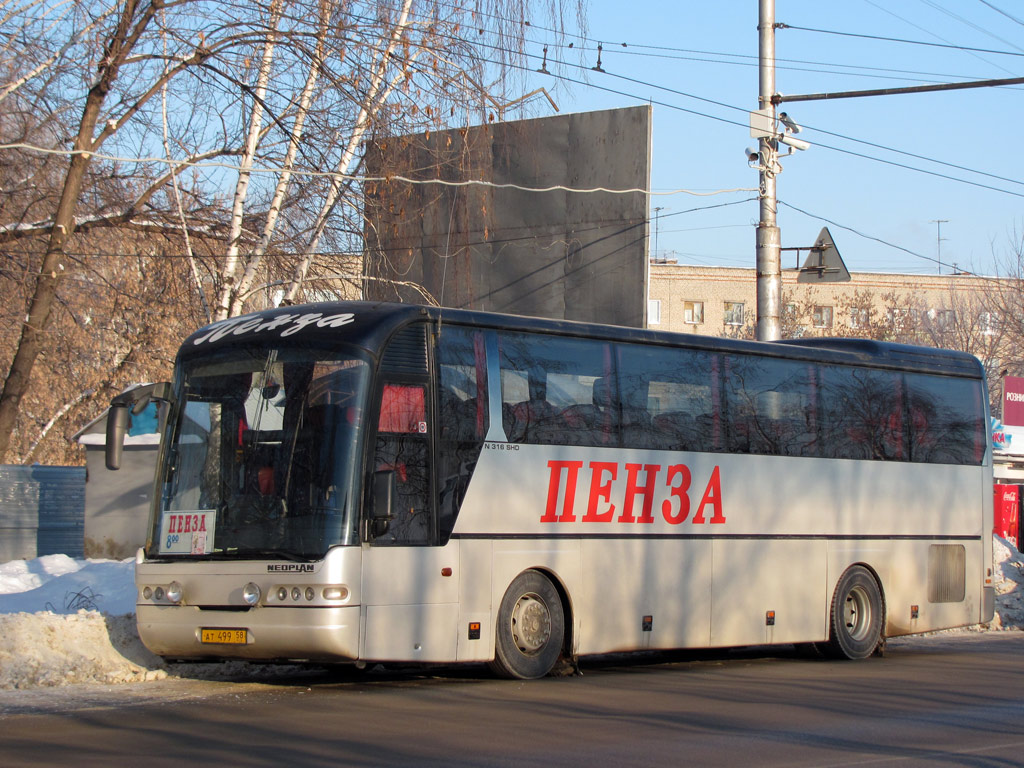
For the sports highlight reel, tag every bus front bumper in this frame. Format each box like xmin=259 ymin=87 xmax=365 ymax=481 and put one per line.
xmin=136 ymin=604 xmax=361 ymax=662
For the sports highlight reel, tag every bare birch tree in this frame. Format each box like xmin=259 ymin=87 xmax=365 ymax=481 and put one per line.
xmin=0 ymin=0 xmax=581 ymax=463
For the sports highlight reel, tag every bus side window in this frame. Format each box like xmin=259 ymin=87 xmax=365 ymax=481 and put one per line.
xmin=437 ymin=327 xmax=489 ymax=540
xmin=905 ymin=373 xmax=985 ymax=465
xmin=819 ymin=366 xmax=903 ymax=461
xmin=498 ymin=331 xmax=616 ymax=447
xmin=619 ymin=343 xmax=715 ymax=452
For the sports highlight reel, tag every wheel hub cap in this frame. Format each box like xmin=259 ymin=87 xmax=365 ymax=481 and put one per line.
xmin=511 ymin=593 xmax=551 ymax=655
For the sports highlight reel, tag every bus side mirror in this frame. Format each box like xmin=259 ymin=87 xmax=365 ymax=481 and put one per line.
xmin=371 ymin=469 xmax=396 ymax=537
xmin=105 ymin=403 xmax=130 ymax=470
xmin=104 ymin=382 xmax=174 ymax=471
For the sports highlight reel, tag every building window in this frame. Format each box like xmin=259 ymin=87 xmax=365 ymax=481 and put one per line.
xmin=683 ymin=300 xmax=704 ymax=325
xmin=648 ymin=299 xmax=661 ymax=325
xmin=849 ymin=307 xmax=870 ymax=329
xmin=930 ymin=308 xmax=955 ymax=330
xmin=724 ymin=301 xmax=744 ymax=327
xmin=812 ymin=305 xmax=833 ymax=329
xmin=980 ymin=312 xmax=1000 ymax=336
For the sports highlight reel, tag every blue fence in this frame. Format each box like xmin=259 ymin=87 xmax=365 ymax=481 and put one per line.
xmin=0 ymin=465 xmax=85 ymax=560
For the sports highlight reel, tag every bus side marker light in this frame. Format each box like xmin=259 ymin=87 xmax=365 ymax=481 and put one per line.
xmin=765 ymin=611 xmax=775 ymax=626
xmin=642 ymin=615 xmax=653 ymax=632
xmin=323 ymin=586 xmax=350 ymax=601
xmin=468 ymin=622 xmax=481 ymax=640
xmin=911 ymin=605 xmax=919 ymax=619
xmin=441 ymin=567 xmax=452 ymax=577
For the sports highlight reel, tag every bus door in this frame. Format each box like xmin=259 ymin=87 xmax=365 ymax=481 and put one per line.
xmin=360 ymin=327 xmax=459 ymax=663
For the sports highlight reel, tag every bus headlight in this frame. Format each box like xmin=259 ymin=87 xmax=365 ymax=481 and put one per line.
xmin=166 ymin=581 xmax=183 ymax=604
xmin=242 ymin=582 xmax=262 ymax=605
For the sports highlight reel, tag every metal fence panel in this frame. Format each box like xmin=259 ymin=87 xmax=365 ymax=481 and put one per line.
xmin=0 ymin=465 xmax=85 ymax=560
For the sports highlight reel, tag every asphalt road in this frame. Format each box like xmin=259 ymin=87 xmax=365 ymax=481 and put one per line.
xmin=3 ymin=633 xmax=1024 ymax=767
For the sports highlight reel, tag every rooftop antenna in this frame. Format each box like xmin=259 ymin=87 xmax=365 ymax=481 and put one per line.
xmin=932 ymin=219 xmax=948 ymax=275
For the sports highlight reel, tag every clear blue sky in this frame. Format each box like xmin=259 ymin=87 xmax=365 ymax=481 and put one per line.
xmin=515 ymin=0 xmax=1023 ymax=276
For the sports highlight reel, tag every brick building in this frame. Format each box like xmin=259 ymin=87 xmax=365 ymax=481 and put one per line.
xmin=647 ymin=261 xmax=999 ymax=341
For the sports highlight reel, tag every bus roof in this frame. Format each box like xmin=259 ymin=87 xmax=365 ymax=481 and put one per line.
xmin=181 ymin=301 xmax=985 ymax=380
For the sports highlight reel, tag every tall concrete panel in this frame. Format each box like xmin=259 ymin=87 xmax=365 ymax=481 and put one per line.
xmin=365 ymin=106 xmax=652 ymax=327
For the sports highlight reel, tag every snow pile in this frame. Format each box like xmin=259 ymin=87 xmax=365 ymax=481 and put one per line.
xmin=0 ymin=555 xmax=136 ymax=615
xmin=0 ymin=556 xmax=311 ymax=690
xmin=991 ymin=536 xmax=1024 ymax=630
xmin=1 ymin=539 xmax=1023 ymax=690
xmin=0 ymin=556 xmax=166 ymax=689
xmin=0 ymin=613 xmax=166 ymax=688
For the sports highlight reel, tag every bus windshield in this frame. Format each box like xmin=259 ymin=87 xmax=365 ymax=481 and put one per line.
xmin=151 ymin=344 xmax=370 ymax=560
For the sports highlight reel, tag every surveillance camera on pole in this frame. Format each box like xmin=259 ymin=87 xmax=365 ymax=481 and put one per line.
xmin=778 ymin=111 xmax=802 ymax=134
xmin=778 ymin=134 xmax=810 ymax=151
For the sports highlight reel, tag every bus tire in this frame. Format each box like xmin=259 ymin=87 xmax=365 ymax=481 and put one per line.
xmin=827 ymin=565 xmax=884 ymax=660
xmin=489 ymin=570 xmax=565 ymax=680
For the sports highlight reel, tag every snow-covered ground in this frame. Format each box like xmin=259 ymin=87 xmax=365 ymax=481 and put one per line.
xmin=1 ymin=539 xmax=1023 ymax=690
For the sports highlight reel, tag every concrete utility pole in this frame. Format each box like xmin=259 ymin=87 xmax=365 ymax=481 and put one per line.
xmin=756 ymin=0 xmax=781 ymax=341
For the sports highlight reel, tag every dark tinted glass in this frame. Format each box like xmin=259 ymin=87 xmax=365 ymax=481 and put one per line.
xmin=819 ymin=365 xmax=905 ymax=460
xmin=436 ymin=326 xmax=489 ymax=539
xmin=498 ymin=332 xmax=615 ymax=446
xmin=905 ymin=373 xmax=985 ymax=465
xmin=617 ymin=343 xmax=720 ymax=451
xmin=724 ymin=354 xmax=818 ymax=456
xmin=483 ymin=330 xmax=985 ymax=465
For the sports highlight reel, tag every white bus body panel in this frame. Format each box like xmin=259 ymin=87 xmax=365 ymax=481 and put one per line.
xmin=455 ymin=442 xmax=988 ymax=655
xmin=359 ymin=541 xmax=460 ymax=662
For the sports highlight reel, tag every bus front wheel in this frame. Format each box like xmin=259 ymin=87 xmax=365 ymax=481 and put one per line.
xmin=489 ymin=570 xmax=565 ymax=679
xmin=827 ymin=565 xmax=884 ymax=660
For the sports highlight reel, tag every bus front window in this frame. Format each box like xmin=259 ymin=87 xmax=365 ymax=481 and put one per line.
xmin=154 ymin=347 xmax=369 ymax=559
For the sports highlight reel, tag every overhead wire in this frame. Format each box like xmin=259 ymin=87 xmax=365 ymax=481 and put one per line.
xmin=916 ymin=0 xmax=1024 ymax=53
xmin=285 ymin=4 xmax=1024 ymax=198
xmin=861 ymin=0 xmax=1021 ymax=76
xmin=338 ymin=5 xmax=1024 ymax=270
xmin=779 ymin=24 xmax=1024 ymax=58
xmin=522 ymin=49 xmax=1024 ymax=198
xmin=352 ymin=4 xmax=1024 ymax=196
xmin=10 ymin=2 xmax=1023 ymax=271
xmin=976 ymin=0 xmax=1024 ymax=29
xmin=47 ymin=196 xmax=759 ymax=260
xmin=0 ymin=142 xmax=756 ymax=198
xmin=778 ymin=200 xmax=942 ymax=269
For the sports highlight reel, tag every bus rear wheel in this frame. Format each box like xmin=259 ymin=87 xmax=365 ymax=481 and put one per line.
xmin=489 ymin=570 xmax=565 ymax=679
xmin=827 ymin=565 xmax=883 ymax=660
